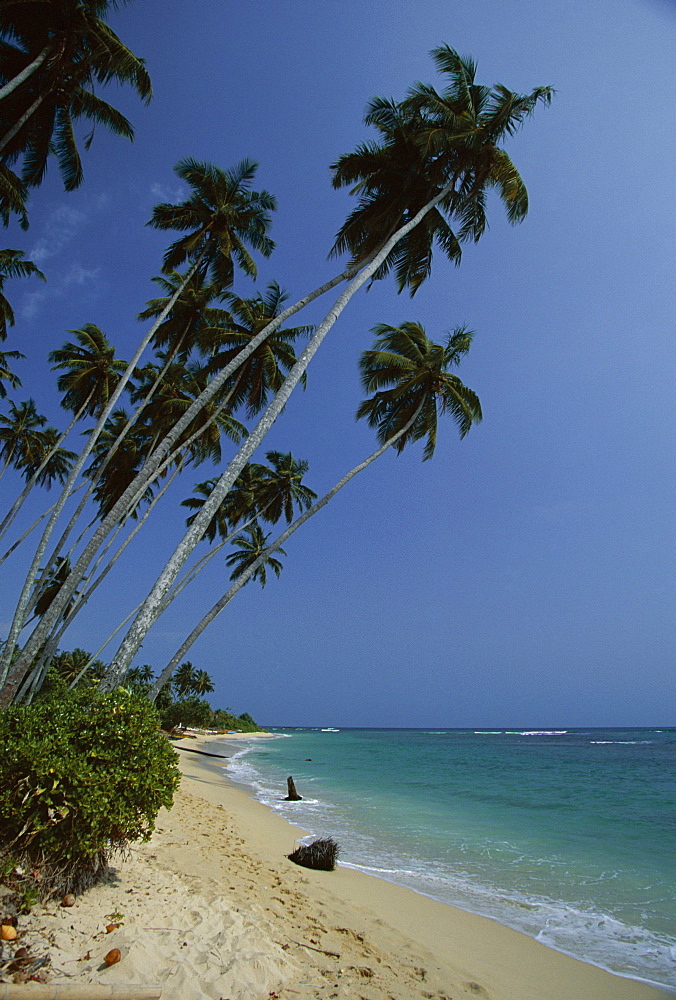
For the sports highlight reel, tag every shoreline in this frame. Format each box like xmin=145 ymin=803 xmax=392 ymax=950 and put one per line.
xmin=10 ymin=730 xmax=671 ymax=1000
xmin=173 ymin=731 xmax=672 ymax=998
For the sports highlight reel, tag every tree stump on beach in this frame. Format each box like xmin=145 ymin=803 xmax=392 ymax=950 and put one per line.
xmin=285 ymin=775 xmax=302 ymax=800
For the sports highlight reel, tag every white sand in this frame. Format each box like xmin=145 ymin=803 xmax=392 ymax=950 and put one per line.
xmin=5 ymin=732 xmax=670 ymax=1000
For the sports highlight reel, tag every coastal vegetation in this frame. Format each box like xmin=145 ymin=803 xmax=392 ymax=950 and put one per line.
xmin=0 ymin=0 xmax=551 ymax=893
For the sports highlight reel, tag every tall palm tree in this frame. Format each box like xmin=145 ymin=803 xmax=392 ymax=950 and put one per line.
xmin=173 ymin=661 xmax=196 ymax=697
xmin=49 ymin=323 xmax=127 ymax=419
xmin=224 ymin=523 xmax=286 ymax=586
xmin=0 ymin=160 xmax=277 ymax=698
xmin=205 ymin=282 xmax=313 ymax=418
xmin=0 ymin=346 xmax=23 ymax=397
xmin=255 ymin=450 xmax=317 ymax=525
xmin=138 ymin=269 xmax=231 ymax=364
xmin=0 ymin=397 xmax=46 ymax=478
xmin=357 ymin=321 xmax=481 ymax=458
xmin=0 ymin=0 xmax=152 ymax=193
xmin=147 ymin=158 xmax=276 ymax=289
xmin=191 ymin=669 xmax=214 ymax=696
xmin=150 ymin=321 xmax=480 ymax=699
xmin=0 ymin=249 xmax=44 ymax=339
xmin=330 ymin=45 xmax=552 ymax=294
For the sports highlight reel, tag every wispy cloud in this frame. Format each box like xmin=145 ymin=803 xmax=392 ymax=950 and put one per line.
xmin=64 ymin=264 xmax=101 ymax=286
xmin=21 ymin=288 xmax=49 ymax=321
xmin=150 ymin=182 xmax=185 ymax=204
xmin=29 ymin=205 xmax=87 ymax=266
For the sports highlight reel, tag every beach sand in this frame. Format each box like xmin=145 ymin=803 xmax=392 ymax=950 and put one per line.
xmin=7 ymin=732 xmax=670 ymax=1000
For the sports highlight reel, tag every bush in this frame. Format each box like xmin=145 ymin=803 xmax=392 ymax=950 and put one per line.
xmin=159 ymin=695 xmax=213 ymax=731
xmin=0 ymin=688 xmax=180 ymax=898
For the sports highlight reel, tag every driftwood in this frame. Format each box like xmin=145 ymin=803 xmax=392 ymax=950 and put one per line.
xmin=288 ymin=837 xmax=340 ymax=871
xmin=0 ymin=986 xmax=179 ymax=1000
xmin=284 ymin=776 xmax=302 ymax=800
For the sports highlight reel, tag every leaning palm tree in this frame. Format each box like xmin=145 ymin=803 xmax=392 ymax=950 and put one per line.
xmin=0 ymin=0 xmax=152 ymax=193
xmin=49 ymin=324 xmax=127 ymax=419
xmin=0 ymin=347 xmax=23 ymax=397
xmin=99 ymin=51 xmax=549 ymax=690
xmin=205 ymin=282 xmax=313 ymax=418
xmin=150 ymin=321 xmax=480 ymax=699
xmin=224 ymin=523 xmax=286 ymax=586
xmin=173 ymin=661 xmax=196 ymax=697
xmin=7 ymin=51 xmax=550 ymax=702
xmin=148 ymin=158 xmax=276 ymax=289
xmin=0 ymin=160 xmax=276 ymax=697
xmin=190 ymin=669 xmax=215 ymax=696
xmin=0 ymin=249 xmax=44 ymax=340
xmin=0 ymin=397 xmax=46 ymax=479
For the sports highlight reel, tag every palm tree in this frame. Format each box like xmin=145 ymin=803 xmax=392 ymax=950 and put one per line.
xmin=0 ymin=0 xmax=152 ymax=193
xmin=0 ymin=397 xmax=46 ymax=478
xmin=191 ymin=669 xmax=215 ymax=696
xmin=173 ymin=661 xmax=196 ymax=697
xmin=224 ymin=522 xmax=286 ymax=586
xmin=147 ymin=158 xmax=276 ymax=289
xmin=357 ymin=322 xmax=481 ymax=458
xmin=330 ymin=45 xmax=552 ymax=294
xmin=255 ymin=451 xmax=317 ymax=525
xmin=0 ymin=160 xmax=277 ymax=698
xmin=138 ymin=269 xmax=231 ymax=364
xmin=150 ymin=321 xmax=481 ymax=697
xmin=18 ymin=427 xmax=77 ymax=487
xmin=205 ymin=282 xmax=313 ymax=418
xmin=49 ymin=324 xmax=127 ymax=419
xmin=0 ymin=347 xmax=23 ymax=397
xmin=0 ymin=249 xmax=44 ymax=340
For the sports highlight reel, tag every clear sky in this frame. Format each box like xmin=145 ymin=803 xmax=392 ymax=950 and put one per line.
xmin=1 ymin=0 xmax=674 ymax=727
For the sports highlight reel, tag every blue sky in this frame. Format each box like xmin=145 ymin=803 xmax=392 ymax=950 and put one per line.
xmin=1 ymin=0 xmax=674 ymax=726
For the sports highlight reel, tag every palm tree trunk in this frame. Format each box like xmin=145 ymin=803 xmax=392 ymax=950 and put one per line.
xmin=0 ymin=264 xmax=364 ymax=700
xmin=0 ymin=92 xmax=45 ymax=153
xmin=0 ymin=44 xmax=53 ymax=103
xmin=0 ymin=261 xmax=203 ymax=691
xmin=104 ymin=184 xmax=456 ymax=688
xmin=1 ymin=226 xmax=435 ymax=703
xmin=148 ymin=407 xmax=422 ymax=701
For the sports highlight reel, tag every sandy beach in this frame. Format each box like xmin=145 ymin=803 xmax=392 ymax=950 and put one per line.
xmin=4 ymin=732 xmax=670 ymax=1000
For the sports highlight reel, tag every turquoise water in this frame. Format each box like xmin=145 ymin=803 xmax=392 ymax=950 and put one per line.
xmin=220 ymin=728 xmax=676 ymax=990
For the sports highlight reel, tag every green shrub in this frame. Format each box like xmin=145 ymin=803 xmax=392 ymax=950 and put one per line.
xmin=0 ymin=688 xmax=180 ymax=898
xmin=159 ymin=695 xmax=213 ymax=731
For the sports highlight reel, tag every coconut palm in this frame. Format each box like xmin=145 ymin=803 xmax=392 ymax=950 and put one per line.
xmin=49 ymin=324 xmax=127 ymax=419
xmin=0 ymin=397 xmax=46 ymax=478
xmin=330 ymin=45 xmax=552 ymax=294
xmin=19 ymin=427 xmax=77 ymax=487
xmin=0 ymin=0 xmax=152 ymax=192
xmin=0 ymin=347 xmax=23 ymax=397
xmin=224 ymin=523 xmax=286 ymax=586
xmin=150 ymin=321 xmax=481 ymax=696
xmin=0 ymin=159 xmax=279 ymax=698
xmin=255 ymin=451 xmax=317 ymax=525
xmin=138 ymin=269 xmax=231 ymax=364
xmin=191 ymin=669 xmax=214 ymax=696
xmin=205 ymin=282 xmax=313 ymax=418
xmin=147 ymin=158 xmax=276 ymax=289
xmin=357 ymin=321 xmax=481 ymax=458
xmin=173 ymin=661 xmax=196 ymax=697
xmin=0 ymin=249 xmax=44 ymax=339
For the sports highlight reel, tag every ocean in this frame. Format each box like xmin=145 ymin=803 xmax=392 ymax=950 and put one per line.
xmin=216 ymin=727 xmax=675 ymax=991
